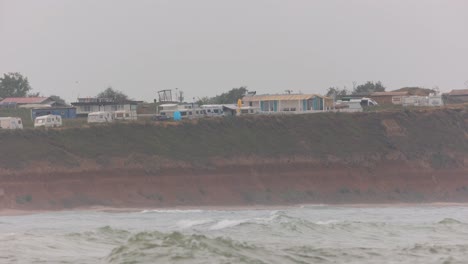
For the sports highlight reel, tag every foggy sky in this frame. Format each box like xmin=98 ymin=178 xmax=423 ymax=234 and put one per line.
xmin=1 ymin=0 xmax=467 ymax=103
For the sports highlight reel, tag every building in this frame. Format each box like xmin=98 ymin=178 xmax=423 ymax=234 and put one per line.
xmin=402 ymin=95 xmax=443 ymax=107
xmin=0 ymin=97 xmax=55 ymax=109
xmin=444 ymin=89 xmax=468 ymax=104
xmin=31 ymin=107 xmax=77 ymax=120
xmin=242 ymin=94 xmax=333 ymax=113
xmin=71 ymin=98 xmax=141 ymax=117
xmin=369 ymin=91 xmax=409 ymax=105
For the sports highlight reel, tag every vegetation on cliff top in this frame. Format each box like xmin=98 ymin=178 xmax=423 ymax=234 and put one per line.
xmin=0 ymin=107 xmax=467 ymax=169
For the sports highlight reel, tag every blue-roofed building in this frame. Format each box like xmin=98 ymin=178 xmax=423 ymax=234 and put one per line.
xmin=31 ymin=107 xmax=77 ymax=120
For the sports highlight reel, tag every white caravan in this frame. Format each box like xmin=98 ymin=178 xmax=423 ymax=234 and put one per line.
xmin=200 ymin=105 xmax=224 ymax=117
xmin=114 ymin=110 xmax=137 ymax=121
xmin=34 ymin=115 xmax=62 ymax=128
xmin=87 ymin=111 xmax=115 ymax=123
xmin=0 ymin=117 xmax=23 ymax=129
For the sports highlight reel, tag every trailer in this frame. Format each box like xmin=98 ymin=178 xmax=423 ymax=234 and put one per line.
xmin=0 ymin=117 xmax=23 ymax=129
xmin=87 ymin=111 xmax=115 ymax=123
xmin=114 ymin=110 xmax=137 ymax=121
xmin=34 ymin=114 xmax=62 ymax=128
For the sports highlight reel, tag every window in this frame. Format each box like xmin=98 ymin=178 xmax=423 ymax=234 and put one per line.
xmin=214 ymin=109 xmax=219 ymax=114
xmin=84 ymin=106 xmax=91 ymax=112
xmin=189 ymin=111 xmax=193 ymax=115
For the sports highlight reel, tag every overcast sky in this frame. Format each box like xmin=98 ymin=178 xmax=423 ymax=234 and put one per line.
xmin=1 ymin=0 xmax=467 ymax=102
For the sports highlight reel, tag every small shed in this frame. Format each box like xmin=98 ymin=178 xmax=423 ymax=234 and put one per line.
xmin=31 ymin=107 xmax=77 ymax=120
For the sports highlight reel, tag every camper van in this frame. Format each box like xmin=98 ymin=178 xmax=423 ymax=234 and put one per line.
xmin=114 ymin=110 xmax=137 ymax=121
xmin=0 ymin=117 xmax=23 ymax=129
xmin=34 ymin=115 xmax=62 ymax=128
xmin=200 ymin=105 xmax=224 ymax=117
xmin=87 ymin=111 xmax=115 ymax=123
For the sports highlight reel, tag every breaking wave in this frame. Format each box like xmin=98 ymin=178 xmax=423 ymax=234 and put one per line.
xmin=5 ymin=206 xmax=468 ymax=263
xmin=106 ymin=231 xmax=270 ymax=264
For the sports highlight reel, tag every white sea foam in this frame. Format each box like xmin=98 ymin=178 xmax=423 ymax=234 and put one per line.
xmin=140 ymin=209 xmax=204 ymax=214
xmin=175 ymin=219 xmax=214 ymax=229
xmin=316 ymin=220 xmax=340 ymax=225
xmin=209 ymin=219 xmax=248 ymax=230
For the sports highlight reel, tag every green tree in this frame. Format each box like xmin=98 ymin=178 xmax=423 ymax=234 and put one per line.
xmin=352 ymin=81 xmax=385 ymax=95
xmin=195 ymin=96 xmax=211 ymax=106
xmin=325 ymin=87 xmax=348 ymax=100
xmin=97 ymin=87 xmax=129 ymax=102
xmin=0 ymin=72 xmax=32 ymax=98
xmin=49 ymin=95 xmax=68 ymax=106
xmin=199 ymin=86 xmax=248 ymax=105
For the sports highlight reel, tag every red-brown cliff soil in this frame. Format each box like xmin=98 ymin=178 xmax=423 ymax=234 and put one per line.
xmin=0 ymin=106 xmax=467 ymax=211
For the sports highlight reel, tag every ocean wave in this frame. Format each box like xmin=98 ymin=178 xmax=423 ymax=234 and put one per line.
xmin=175 ymin=219 xmax=215 ymax=229
xmin=315 ymin=220 xmax=340 ymax=225
xmin=437 ymin=218 xmax=465 ymax=225
xmin=106 ymin=231 xmax=279 ymax=264
xmin=66 ymin=226 xmax=131 ymax=244
xmin=209 ymin=219 xmax=250 ymax=230
xmin=140 ymin=209 xmax=205 ymax=214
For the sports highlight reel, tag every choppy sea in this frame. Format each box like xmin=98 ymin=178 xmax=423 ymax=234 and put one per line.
xmin=1 ymin=205 xmax=468 ymax=263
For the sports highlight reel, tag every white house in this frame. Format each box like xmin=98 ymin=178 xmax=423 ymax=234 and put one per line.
xmin=242 ymin=94 xmax=333 ymax=113
xmin=71 ymin=98 xmax=141 ymax=117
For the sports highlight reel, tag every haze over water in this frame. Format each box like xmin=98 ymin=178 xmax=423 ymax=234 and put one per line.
xmin=1 ymin=205 xmax=467 ymax=263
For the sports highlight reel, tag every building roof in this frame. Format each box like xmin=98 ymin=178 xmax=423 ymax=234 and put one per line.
xmin=0 ymin=97 xmax=50 ymax=104
xmin=242 ymin=94 xmax=328 ymax=102
xmin=370 ymin=91 xmax=409 ymax=97
xmin=71 ymin=100 xmax=142 ymax=106
xmin=447 ymin=89 xmax=468 ymax=96
xmin=159 ymin=103 xmax=178 ymax=107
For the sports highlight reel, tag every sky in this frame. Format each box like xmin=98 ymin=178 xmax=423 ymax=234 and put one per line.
xmin=0 ymin=0 xmax=467 ymax=103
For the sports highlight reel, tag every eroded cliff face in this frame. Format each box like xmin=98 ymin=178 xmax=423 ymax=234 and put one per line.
xmin=0 ymin=107 xmax=467 ymax=210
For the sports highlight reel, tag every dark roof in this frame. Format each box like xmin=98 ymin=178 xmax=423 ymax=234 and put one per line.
xmin=370 ymin=91 xmax=409 ymax=97
xmin=32 ymin=107 xmax=76 ymax=110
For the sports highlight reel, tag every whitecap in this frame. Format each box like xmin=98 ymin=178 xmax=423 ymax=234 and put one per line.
xmin=175 ymin=219 xmax=214 ymax=229
xmin=315 ymin=220 xmax=340 ymax=225
xmin=140 ymin=209 xmax=204 ymax=214
xmin=209 ymin=219 xmax=248 ymax=230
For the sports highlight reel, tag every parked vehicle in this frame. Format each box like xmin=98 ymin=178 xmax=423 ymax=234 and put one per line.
xmin=87 ymin=111 xmax=115 ymax=123
xmin=151 ymin=115 xmax=171 ymax=121
xmin=34 ymin=114 xmax=62 ymax=128
xmin=114 ymin=110 xmax=137 ymax=121
xmin=200 ymin=105 xmax=225 ymax=117
xmin=0 ymin=117 xmax=23 ymax=129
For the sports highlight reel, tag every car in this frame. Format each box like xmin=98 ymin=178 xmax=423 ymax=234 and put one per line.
xmin=151 ymin=115 xmax=171 ymax=121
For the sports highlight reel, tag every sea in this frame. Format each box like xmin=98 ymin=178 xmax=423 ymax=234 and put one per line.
xmin=1 ymin=205 xmax=468 ymax=263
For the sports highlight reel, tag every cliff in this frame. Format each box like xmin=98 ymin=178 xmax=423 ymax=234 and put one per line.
xmin=1 ymin=106 xmax=467 ymax=211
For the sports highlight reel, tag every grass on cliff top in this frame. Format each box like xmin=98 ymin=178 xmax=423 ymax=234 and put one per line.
xmin=0 ymin=112 xmax=386 ymax=168
xmin=0 ymin=108 xmax=466 ymax=169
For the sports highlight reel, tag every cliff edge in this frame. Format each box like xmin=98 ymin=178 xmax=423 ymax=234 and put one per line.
xmin=1 ymin=107 xmax=467 ymax=210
